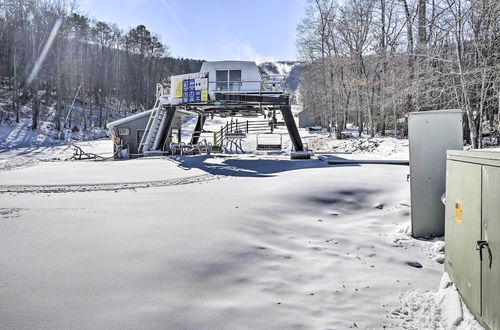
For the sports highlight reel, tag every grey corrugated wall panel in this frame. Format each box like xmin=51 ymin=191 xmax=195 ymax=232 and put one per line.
xmin=114 ymin=114 xmax=150 ymax=155
xmin=112 ymin=110 xmax=185 ymax=156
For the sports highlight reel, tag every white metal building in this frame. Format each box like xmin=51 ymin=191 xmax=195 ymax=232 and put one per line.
xmin=201 ymin=60 xmax=262 ymax=93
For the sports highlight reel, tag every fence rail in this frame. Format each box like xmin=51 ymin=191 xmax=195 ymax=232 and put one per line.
xmin=213 ymin=119 xmax=275 ymax=148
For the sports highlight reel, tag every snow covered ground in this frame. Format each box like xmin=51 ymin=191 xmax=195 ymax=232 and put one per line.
xmin=0 ymin=127 xmax=482 ymax=329
xmin=181 ymin=114 xmax=410 ymax=161
xmin=393 ymin=273 xmax=482 ymax=329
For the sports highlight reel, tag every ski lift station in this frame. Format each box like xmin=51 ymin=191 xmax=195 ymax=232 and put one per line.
xmin=107 ymin=60 xmax=308 ymax=159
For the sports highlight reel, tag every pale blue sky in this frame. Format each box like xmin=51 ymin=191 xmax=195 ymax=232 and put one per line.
xmin=78 ymin=0 xmax=308 ymax=61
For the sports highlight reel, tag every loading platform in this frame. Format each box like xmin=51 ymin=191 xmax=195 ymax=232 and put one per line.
xmin=137 ymin=93 xmax=302 ymax=155
xmin=107 ymin=61 xmax=310 ymax=159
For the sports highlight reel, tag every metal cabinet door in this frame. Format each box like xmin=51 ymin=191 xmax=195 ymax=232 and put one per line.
xmin=445 ymin=160 xmax=482 ymax=316
xmin=409 ymin=111 xmax=463 ymax=237
xmin=482 ymin=165 xmax=500 ymax=330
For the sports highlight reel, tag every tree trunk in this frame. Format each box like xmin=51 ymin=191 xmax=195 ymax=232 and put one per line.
xmin=401 ymin=0 xmax=415 ymax=112
xmin=12 ymin=26 xmax=19 ymax=123
xmin=31 ymin=82 xmax=40 ymax=130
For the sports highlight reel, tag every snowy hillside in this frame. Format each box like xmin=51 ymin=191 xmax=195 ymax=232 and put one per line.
xmin=0 ymin=88 xmax=115 ymax=152
xmin=259 ymin=61 xmax=304 ymax=91
xmin=260 ymin=61 xmax=296 ymax=76
xmin=0 ymin=117 xmax=109 ymax=152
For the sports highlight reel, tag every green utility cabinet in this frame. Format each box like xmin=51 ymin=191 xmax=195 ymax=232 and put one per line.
xmin=445 ymin=150 xmax=500 ymax=330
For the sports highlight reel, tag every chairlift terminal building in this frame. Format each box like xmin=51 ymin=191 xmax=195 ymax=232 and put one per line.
xmin=107 ymin=60 xmax=306 ymax=158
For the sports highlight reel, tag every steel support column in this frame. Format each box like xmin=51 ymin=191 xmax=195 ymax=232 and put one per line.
xmin=281 ymin=104 xmax=303 ymax=152
xmin=156 ymin=105 xmax=177 ymax=151
xmin=190 ymin=114 xmax=207 ymax=145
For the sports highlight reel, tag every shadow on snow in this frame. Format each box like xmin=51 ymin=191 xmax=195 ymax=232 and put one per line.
xmin=167 ymin=155 xmax=359 ymax=178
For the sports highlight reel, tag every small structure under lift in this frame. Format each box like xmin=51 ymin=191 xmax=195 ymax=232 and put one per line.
xmin=107 ymin=61 xmax=310 ymax=159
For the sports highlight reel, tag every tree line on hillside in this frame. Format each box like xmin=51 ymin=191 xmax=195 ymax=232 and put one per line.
xmin=297 ymin=0 xmax=499 ymax=148
xmin=0 ymin=0 xmax=202 ymax=132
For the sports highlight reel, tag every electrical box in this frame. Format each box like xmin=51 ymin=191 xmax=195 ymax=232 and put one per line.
xmin=445 ymin=150 xmax=500 ymax=330
xmin=408 ymin=110 xmax=463 ymax=237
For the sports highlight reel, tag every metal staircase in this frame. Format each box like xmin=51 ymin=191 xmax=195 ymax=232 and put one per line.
xmin=138 ymin=105 xmax=166 ymax=153
xmin=138 ymin=83 xmax=178 ymax=154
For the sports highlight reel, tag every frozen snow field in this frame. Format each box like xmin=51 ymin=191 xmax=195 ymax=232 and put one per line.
xmin=0 ymin=141 xmax=454 ymax=329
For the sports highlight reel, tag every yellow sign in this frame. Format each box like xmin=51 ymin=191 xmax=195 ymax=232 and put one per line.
xmin=455 ymin=202 xmax=463 ymax=223
xmin=175 ymin=81 xmax=183 ymax=98
xmin=170 ymin=72 xmax=209 ymax=102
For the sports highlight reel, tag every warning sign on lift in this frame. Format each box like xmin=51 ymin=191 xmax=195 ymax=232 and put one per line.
xmin=171 ymin=72 xmax=208 ymax=104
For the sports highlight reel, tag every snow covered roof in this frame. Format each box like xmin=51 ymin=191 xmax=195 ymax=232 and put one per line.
xmin=200 ymin=60 xmax=260 ymax=74
xmin=107 ymin=109 xmax=154 ymax=128
xmin=297 ymin=106 xmax=312 ymax=114
xmin=408 ymin=109 xmax=462 ymax=115
xmin=107 ymin=107 xmax=192 ymax=129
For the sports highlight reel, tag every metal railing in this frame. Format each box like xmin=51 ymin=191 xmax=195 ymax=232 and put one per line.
xmin=206 ymin=74 xmax=289 ymax=93
xmin=213 ymin=119 xmax=274 ymax=148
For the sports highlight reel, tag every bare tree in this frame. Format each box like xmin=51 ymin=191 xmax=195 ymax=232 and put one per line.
xmin=297 ymin=0 xmax=499 ymax=147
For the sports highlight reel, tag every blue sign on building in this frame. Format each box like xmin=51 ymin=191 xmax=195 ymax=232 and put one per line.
xmin=182 ymin=78 xmax=204 ymax=103
xmin=195 ymin=90 xmax=201 ymax=102
xmin=182 ymin=79 xmax=189 ymax=101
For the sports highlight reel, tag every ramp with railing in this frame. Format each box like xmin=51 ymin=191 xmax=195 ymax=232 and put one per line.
xmin=212 ymin=119 xmax=275 ymax=152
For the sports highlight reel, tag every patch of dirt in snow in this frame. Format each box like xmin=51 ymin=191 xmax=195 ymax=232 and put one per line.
xmin=0 ymin=174 xmax=224 ymax=194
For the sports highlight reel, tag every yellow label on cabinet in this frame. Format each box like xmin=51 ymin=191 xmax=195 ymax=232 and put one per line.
xmin=455 ymin=202 xmax=463 ymax=223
